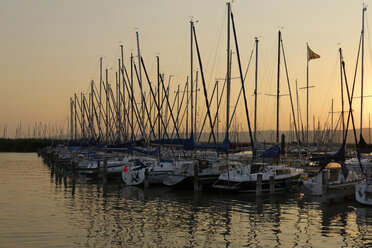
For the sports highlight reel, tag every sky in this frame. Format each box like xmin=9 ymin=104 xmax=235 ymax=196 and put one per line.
xmin=1 ymin=0 xmax=372 ymax=138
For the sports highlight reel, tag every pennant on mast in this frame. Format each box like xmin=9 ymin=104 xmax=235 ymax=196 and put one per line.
xmin=307 ymin=44 xmax=320 ymax=61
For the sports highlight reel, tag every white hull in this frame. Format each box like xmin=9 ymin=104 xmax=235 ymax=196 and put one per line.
xmin=301 ymin=163 xmax=361 ymax=198
xmin=302 ymin=180 xmax=359 ymax=197
xmin=213 ymin=163 xmax=303 ymax=192
xmin=162 ymin=159 xmax=233 ymax=187
xmin=123 ymin=169 xmax=171 ymax=186
xmin=356 ymin=179 xmax=372 ymax=205
xmin=122 ymin=161 xmax=173 ymax=186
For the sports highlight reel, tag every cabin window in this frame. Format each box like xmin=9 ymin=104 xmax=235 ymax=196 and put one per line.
xmin=251 ymin=164 xmax=261 ymax=174
xmin=276 ymin=169 xmax=290 ymax=175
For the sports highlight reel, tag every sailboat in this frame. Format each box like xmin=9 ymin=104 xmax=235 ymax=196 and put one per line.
xmin=213 ymin=28 xmax=303 ymax=193
xmin=355 ymin=5 xmax=372 ymax=206
xmin=303 ymin=8 xmax=367 ymax=199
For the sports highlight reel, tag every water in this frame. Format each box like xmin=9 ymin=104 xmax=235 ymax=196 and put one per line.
xmin=0 ymin=153 xmax=371 ymax=247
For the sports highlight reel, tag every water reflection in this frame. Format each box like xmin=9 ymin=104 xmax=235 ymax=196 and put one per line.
xmin=57 ymin=173 xmax=371 ymax=247
xmin=1 ymin=153 xmax=372 ymax=247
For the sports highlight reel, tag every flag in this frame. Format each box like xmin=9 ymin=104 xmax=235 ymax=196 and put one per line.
xmin=307 ymin=44 xmax=320 ymax=62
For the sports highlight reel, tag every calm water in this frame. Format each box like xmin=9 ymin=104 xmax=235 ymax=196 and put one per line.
xmin=0 ymin=153 xmax=372 ymax=247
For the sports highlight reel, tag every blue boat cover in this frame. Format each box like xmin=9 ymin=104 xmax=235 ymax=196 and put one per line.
xmin=339 ymin=162 xmax=349 ymax=180
xmin=259 ymin=144 xmax=280 ymax=158
xmin=310 ymin=145 xmax=345 ymax=162
xmin=152 ymin=134 xmax=195 ymax=150
xmin=132 ymin=146 xmax=160 ymax=155
xmin=357 ymin=135 xmax=372 ymax=154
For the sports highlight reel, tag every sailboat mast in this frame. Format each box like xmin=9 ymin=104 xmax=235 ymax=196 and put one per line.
xmin=120 ymin=45 xmax=126 ymax=141
xmin=74 ymin=93 xmax=77 ymax=140
xmin=190 ymin=20 xmax=194 ymax=137
xmin=70 ymin=97 xmax=74 ymax=140
xmin=99 ymin=57 xmax=102 ymax=142
xmin=117 ymin=59 xmax=121 ymax=142
xmin=306 ymin=47 xmax=309 ymax=145
xmin=136 ymin=31 xmax=145 ymax=140
xmin=157 ymin=56 xmax=161 ymax=139
xmin=195 ymin=71 xmax=198 ymax=139
xmin=276 ymin=30 xmax=281 ymax=144
xmin=226 ymin=2 xmax=231 ymax=142
xmin=361 ymin=5 xmax=367 ymax=137
xmin=254 ymin=37 xmax=259 ymax=144
xmin=331 ymin=98 xmax=334 ymax=139
xmin=91 ymin=81 xmax=94 ymax=139
xmin=216 ymin=80 xmax=219 ymax=142
xmin=339 ymin=48 xmax=345 ymax=139
xmin=130 ymin=53 xmax=134 ymax=140
xmin=105 ymin=69 xmax=109 ymax=143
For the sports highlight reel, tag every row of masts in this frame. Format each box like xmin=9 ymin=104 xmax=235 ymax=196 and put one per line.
xmin=62 ymin=3 xmax=369 ymax=153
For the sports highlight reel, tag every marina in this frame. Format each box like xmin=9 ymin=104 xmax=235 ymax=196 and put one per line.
xmin=2 ymin=1 xmax=372 ymax=247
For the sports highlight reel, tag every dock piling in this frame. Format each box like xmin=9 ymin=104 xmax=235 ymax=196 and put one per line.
xmin=144 ymin=168 xmax=149 ymax=188
xmin=270 ymin=175 xmax=275 ymax=194
xmin=194 ymin=161 xmax=200 ymax=192
xmin=322 ymin=169 xmax=329 ymax=203
xmin=256 ymin=174 xmax=263 ymax=196
xmin=103 ymin=159 xmax=108 ymax=184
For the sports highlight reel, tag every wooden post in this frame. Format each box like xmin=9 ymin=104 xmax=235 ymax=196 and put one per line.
xmin=270 ymin=175 xmax=275 ymax=194
xmin=194 ymin=161 xmax=200 ymax=192
xmin=256 ymin=173 xmax=263 ymax=196
xmin=61 ymin=165 xmax=65 ymax=176
xmin=97 ymin=159 xmax=101 ymax=179
xmin=322 ymin=169 xmax=329 ymax=203
xmin=103 ymin=159 xmax=108 ymax=184
xmin=144 ymin=168 xmax=149 ymax=188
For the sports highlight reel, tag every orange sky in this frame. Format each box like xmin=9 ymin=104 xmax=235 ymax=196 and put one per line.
xmin=1 ymin=0 xmax=372 ymax=138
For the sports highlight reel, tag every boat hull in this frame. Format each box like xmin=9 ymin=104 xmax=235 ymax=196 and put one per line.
xmin=214 ymin=174 xmax=301 ymax=193
xmin=356 ymin=179 xmax=372 ymax=205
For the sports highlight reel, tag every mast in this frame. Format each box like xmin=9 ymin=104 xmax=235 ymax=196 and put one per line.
xmin=190 ymin=19 xmax=194 ymax=137
xmin=106 ymin=69 xmax=109 ymax=143
xmin=117 ymin=59 xmax=121 ymax=142
xmin=254 ymin=37 xmax=259 ymax=144
xmin=157 ymin=56 xmax=161 ymax=139
xmin=216 ymin=80 xmax=219 ymax=142
xmin=276 ymin=30 xmax=281 ymax=144
xmin=130 ymin=53 xmax=134 ymax=140
xmin=70 ymin=97 xmax=74 ymax=140
xmin=226 ymin=2 xmax=231 ymax=143
xmin=90 ymin=81 xmax=94 ymax=139
xmin=74 ymin=93 xmax=77 ymax=141
xmin=339 ymin=48 xmax=345 ymax=139
xmin=186 ymin=76 xmax=189 ymax=137
xmin=331 ymin=98 xmax=334 ymax=141
xmin=177 ymin=84 xmax=180 ymax=136
xmin=195 ymin=71 xmax=198 ymax=139
xmin=81 ymin=93 xmax=85 ymax=141
xmin=136 ymin=31 xmax=145 ymax=140
xmin=99 ymin=57 xmax=102 ymax=142
xmin=306 ymin=46 xmax=309 ymax=145
xmin=120 ymin=45 xmax=126 ymax=141
xmin=361 ymin=5 xmax=367 ymax=138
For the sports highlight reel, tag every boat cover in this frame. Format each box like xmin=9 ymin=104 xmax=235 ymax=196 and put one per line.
xmin=259 ymin=144 xmax=280 ymax=158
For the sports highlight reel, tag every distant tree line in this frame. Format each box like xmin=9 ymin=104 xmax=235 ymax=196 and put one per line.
xmin=0 ymin=139 xmax=58 ymax=152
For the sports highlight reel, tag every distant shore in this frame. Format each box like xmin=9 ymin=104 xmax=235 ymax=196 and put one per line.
xmin=0 ymin=138 xmax=56 ymax=152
